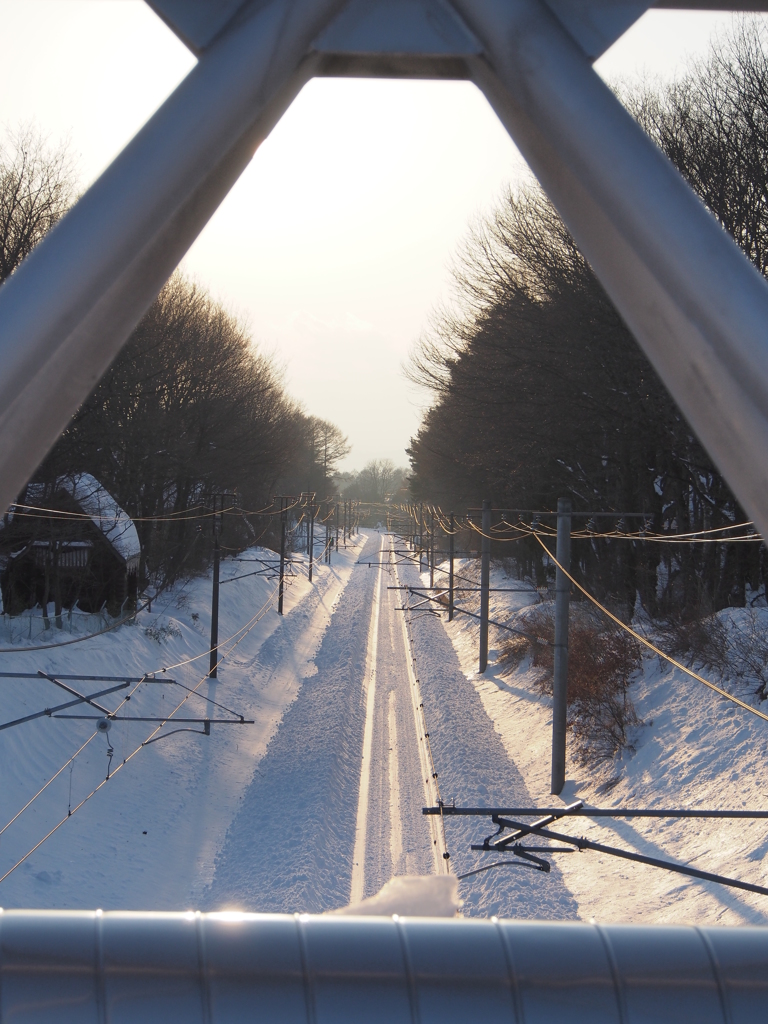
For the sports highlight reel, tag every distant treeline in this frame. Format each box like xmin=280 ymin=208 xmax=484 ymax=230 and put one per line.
xmin=336 ymin=459 xmax=409 ymax=504
xmin=406 ymin=19 xmax=768 ymax=619
xmin=0 ymin=131 xmax=349 ymax=589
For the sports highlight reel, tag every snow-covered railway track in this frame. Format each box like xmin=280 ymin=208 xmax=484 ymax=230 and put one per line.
xmin=351 ymin=534 xmax=435 ymax=900
xmin=204 ymin=530 xmax=433 ymax=912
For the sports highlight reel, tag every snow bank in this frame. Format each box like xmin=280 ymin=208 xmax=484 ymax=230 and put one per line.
xmin=332 ymin=875 xmax=460 ymax=917
xmin=0 ymin=535 xmax=365 ymax=910
xmin=437 ymin=558 xmax=768 ymax=926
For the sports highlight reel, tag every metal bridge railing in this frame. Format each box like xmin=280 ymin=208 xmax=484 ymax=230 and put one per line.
xmin=1 ymin=910 xmax=766 ymax=1023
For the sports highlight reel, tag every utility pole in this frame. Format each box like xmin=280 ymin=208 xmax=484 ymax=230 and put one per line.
xmin=430 ymin=508 xmax=435 ymax=589
xmin=209 ymin=494 xmax=223 ymax=679
xmin=479 ymin=499 xmax=491 ymax=673
xmin=308 ymin=497 xmax=314 ymax=583
xmin=343 ymin=499 xmax=347 ymax=548
xmin=551 ymin=497 xmax=572 ymax=795
xmin=449 ymin=512 xmax=455 ymax=622
xmin=335 ymin=501 xmax=339 ymax=551
xmin=278 ymin=497 xmax=287 ymax=615
xmin=419 ymin=502 xmax=424 ymax=569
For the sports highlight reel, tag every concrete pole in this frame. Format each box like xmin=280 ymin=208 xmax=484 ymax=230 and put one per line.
xmin=449 ymin=512 xmax=455 ymax=622
xmin=419 ymin=502 xmax=424 ymax=569
xmin=278 ymin=499 xmax=287 ymax=615
xmin=209 ymin=502 xmax=220 ymax=679
xmin=479 ymin=500 xmax=491 ymax=673
xmin=430 ymin=509 xmax=435 ymax=589
xmin=308 ymin=499 xmax=314 ymax=583
xmin=551 ymin=497 xmax=572 ymax=795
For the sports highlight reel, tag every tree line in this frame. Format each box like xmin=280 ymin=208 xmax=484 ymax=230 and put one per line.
xmin=336 ymin=459 xmax=409 ymax=504
xmin=0 ymin=129 xmax=349 ymax=593
xmin=406 ymin=18 xmax=768 ymax=620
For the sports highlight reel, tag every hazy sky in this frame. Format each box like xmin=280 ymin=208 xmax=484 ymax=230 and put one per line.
xmin=0 ymin=2 xmax=753 ymax=470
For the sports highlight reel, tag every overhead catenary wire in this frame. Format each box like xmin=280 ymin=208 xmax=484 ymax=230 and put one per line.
xmin=0 ymin=585 xmax=278 ymax=886
xmin=0 ymin=584 xmax=278 ymax=843
xmin=532 ymin=531 xmax=768 ymax=726
xmin=0 ymin=527 xmax=205 ymax=654
xmin=0 ymin=672 xmax=152 ymax=839
xmin=410 ymin=502 xmax=762 ymax=544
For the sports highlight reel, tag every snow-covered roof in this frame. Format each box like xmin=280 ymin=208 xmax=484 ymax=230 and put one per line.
xmin=68 ymin=474 xmax=141 ymax=568
xmin=24 ymin=473 xmax=141 ymax=570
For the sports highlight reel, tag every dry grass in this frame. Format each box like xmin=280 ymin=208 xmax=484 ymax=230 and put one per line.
xmin=654 ymin=613 xmax=729 ymax=673
xmin=655 ymin=607 xmax=768 ymax=701
xmin=500 ymin=604 xmax=642 ymax=766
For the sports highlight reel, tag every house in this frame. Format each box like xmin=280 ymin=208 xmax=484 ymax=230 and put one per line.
xmin=0 ymin=474 xmax=140 ymax=618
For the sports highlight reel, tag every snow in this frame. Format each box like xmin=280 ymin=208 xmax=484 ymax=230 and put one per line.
xmin=334 ymin=875 xmax=460 ymax=917
xmin=67 ymin=474 xmax=141 ymax=566
xmin=22 ymin=473 xmax=141 ymax=568
xmin=438 ymin=557 xmax=768 ymax=925
xmin=0 ymin=535 xmax=363 ymax=909
xmin=204 ymin=532 xmax=435 ymax=913
xmin=2 ymin=528 xmax=766 ymax=925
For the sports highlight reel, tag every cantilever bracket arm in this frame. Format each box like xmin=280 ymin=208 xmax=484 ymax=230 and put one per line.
xmin=0 ymin=682 xmax=129 ymax=732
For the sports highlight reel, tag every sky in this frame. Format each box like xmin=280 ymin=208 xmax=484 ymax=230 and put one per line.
xmin=0 ymin=2 xmax=755 ymax=470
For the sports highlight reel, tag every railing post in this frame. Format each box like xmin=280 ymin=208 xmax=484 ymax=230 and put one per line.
xmin=479 ymin=499 xmax=491 ymax=673
xmin=448 ymin=512 xmax=455 ymax=622
xmin=551 ymin=496 xmax=572 ymax=795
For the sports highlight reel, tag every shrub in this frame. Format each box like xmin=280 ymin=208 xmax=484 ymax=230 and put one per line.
xmin=144 ymin=622 xmax=182 ymax=644
xmin=500 ymin=603 xmax=642 ymax=766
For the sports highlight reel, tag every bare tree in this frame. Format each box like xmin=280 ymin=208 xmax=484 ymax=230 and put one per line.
xmin=630 ymin=16 xmax=768 ymax=275
xmin=346 ymin=459 xmax=404 ymax=502
xmin=0 ymin=126 xmax=73 ymax=285
xmin=315 ymin=418 xmax=351 ymax=477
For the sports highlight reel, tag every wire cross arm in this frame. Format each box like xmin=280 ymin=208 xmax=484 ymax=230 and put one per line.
xmin=0 ymin=673 xmax=175 ymax=683
xmin=0 ymin=682 xmax=130 ymax=732
xmin=50 ymin=716 xmax=255 ymax=723
xmin=492 ymin=816 xmax=768 ymax=899
xmin=142 ymin=722 xmax=213 ymax=745
xmin=37 ymin=671 xmax=115 ymax=715
xmin=425 ymin=806 xmax=768 ymax=819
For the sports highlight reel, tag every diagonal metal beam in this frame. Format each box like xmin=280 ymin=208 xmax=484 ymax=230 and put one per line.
xmin=38 ymin=671 xmax=114 ymax=715
xmin=0 ymin=683 xmax=129 ymax=732
xmin=0 ymin=0 xmax=344 ymax=516
xmin=455 ymin=0 xmax=768 ymax=541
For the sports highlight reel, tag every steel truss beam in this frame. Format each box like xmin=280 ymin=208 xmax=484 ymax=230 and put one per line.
xmin=1 ymin=0 xmax=768 ymax=552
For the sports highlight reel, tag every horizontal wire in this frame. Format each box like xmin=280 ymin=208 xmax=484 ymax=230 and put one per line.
xmin=532 ymin=532 xmax=768 ymax=726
